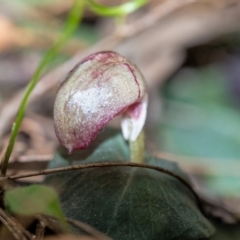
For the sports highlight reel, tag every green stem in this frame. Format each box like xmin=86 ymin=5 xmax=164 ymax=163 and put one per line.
xmin=129 ymin=130 xmax=145 ymax=163
xmin=88 ymin=0 xmax=148 ymax=17
xmin=0 ymin=0 xmax=84 ymax=176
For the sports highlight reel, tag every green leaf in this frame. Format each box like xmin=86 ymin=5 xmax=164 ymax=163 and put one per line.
xmin=46 ymin=128 xmax=214 ymax=240
xmin=4 ymin=185 xmax=67 ymax=229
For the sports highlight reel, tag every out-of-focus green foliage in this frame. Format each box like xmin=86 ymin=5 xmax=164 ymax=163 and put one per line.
xmin=88 ymin=0 xmax=148 ymax=17
xmin=155 ymin=66 xmax=240 ymax=198
xmin=4 ymin=185 xmax=67 ymax=229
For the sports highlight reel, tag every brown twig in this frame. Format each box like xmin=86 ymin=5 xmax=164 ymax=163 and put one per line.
xmin=37 ymin=215 xmax=65 ymax=235
xmin=0 ymin=207 xmax=34 ymax=240
xmin=35 ymin=220 xmax=45 ymax=240
xmin=67 ymin=218 xmax=111 ymax=240
xmin=2 ymin=162 xmax=200 ymax=204
xmin=119 ymin=0 xmax=196 ymax=37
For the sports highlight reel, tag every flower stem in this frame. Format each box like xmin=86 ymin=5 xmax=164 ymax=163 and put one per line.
xmin=129 ymin=130 xmax=145 ymax=163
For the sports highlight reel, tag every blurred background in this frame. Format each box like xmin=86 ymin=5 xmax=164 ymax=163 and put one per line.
xmin=0 ymin=0 xmax=240 ymax=233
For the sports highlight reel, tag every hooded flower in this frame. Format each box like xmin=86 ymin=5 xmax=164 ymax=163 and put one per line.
xmin=54 ymin=51 xmax=148 ymax=153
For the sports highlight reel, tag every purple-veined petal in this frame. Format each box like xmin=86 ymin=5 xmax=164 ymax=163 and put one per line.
xmin=53 ymin=51 xmax=148 ymax=153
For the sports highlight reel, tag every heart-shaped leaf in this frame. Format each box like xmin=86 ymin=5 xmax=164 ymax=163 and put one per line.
xmin=46 ymin=129 xmax=214 ymax=240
